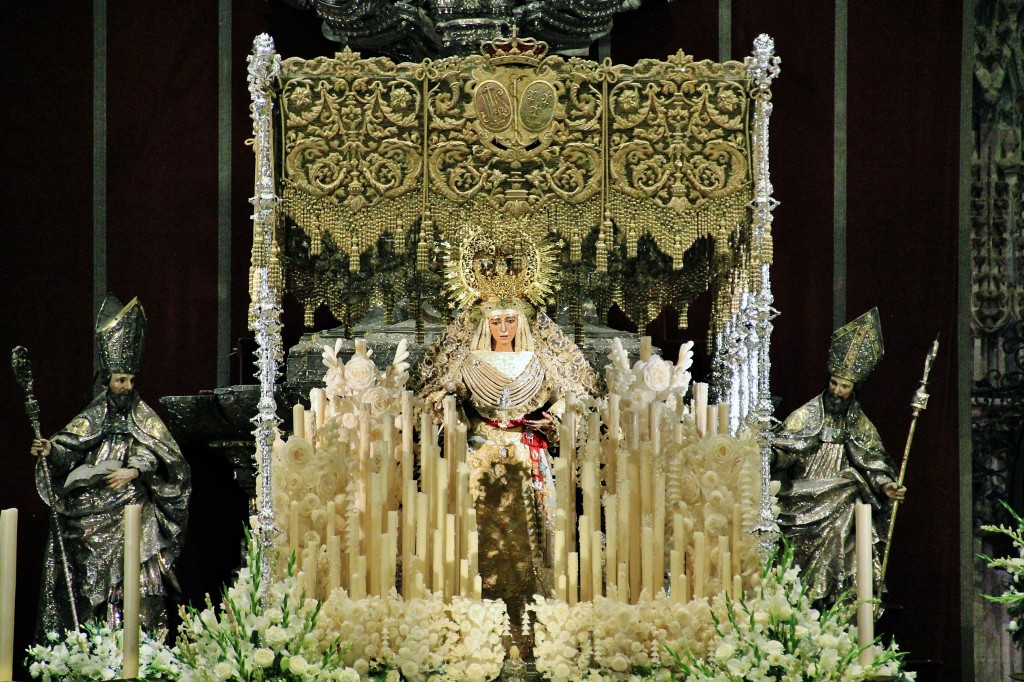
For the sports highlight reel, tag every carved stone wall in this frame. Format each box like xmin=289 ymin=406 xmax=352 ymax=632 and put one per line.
xmin=971 ymin=0 xmax=1024 ymax=677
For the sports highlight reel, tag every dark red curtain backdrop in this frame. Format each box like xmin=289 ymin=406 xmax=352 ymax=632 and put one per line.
xmin=1 ymin=1 xmax=963 ymax=678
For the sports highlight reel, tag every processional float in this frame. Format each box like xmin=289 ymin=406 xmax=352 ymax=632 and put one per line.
xmin=244 ymin=29 xmax=782 ymax=672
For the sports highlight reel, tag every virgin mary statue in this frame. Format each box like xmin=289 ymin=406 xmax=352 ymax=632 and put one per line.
xmin=417 ymin=227 xmax=597 ymax=642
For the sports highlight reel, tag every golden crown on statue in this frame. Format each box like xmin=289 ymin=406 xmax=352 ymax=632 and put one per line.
xmin=443 ymin=224 xmax=558 ymax=312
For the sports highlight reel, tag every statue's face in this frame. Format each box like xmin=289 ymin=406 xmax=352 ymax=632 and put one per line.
xmin=828 ymin=375 xmax=854 ymax=400
xmin=108 ymin=373 xmax=135 ymax=395
xmin=488 ymin=312 xmax=519 ymax=351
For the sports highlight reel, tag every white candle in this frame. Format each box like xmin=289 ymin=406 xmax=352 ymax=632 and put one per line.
xmin=649 ymin=402 xmax=661 ymax=454
xmin=732 ymin=504 xmax=742 ymax=577
xmin=563 ymin=392 xmax=577 ymax=462
xmin=639 ymin=336 xmax=652 ymax=361
xmin=388 ymin=511 xmax=399 ymax=594
xmin=352 ymin=556 xmax=367 ymax=599
xmin=856 ymin=502 xmax=874 ymax=665
xmin=468 ymin=530 xmax=479 ymax=589
xmin=693 ymin=531 xmax=705 ymax=600
xmin=579 ymin=515 xmax=592 ymax=602
xmin=673 ymin=513 xmax=685 ymax=562
xmin=328 ymin=535 xmax=341 ymax=595
xmin=617 ymin=561 xmax=629 ymax=604
xmin=694 ymin=384 xmax=708 ymax=437
xmin=669 ymin=549 xmax=682 ymax=605
xmin=433 ymin=528 xmax=444 ymax=595
xmin=416 ymin=492 xmax=429 ymax=567
xmin=581 ymin=462 xmax=598 ymax=525
xmin=568 ymin=552 xmax=579 ymax=606
xmin=605 ymin=497 xmax=617 ymax=586
xmin=591 ymin=530 xmax=603 ymax=600
xmin=402 ymin=391 xmax=415 ymax=470
xmin=628 ymin=457 xmax=642 ymax=601
xmin=293 ymin=403 xmax=305 ymax=440
xmin=654 ymin=481 xmax=666 ymax=593
xmin=379 ymin=533 xmax=391 ymax=596
xmin=718 ymin=402 xmax=730 ymax=436
xmin=0 ymin=509 xmax=18 ymax=682
xmin=311 ymin=388 xmax=327 ymax=429
xmin=326 ymin=500 xmax=336 ymax=541
xmin=642 ymin=526 xmax=654 ymax=600
xmin=122 ymin=504 xmax=142 ymax=679
xmin=445 ymin=514 xmax=456 ymax=600
xmin=608 ymin=395 xmax=620 ymax=457
xmin=718 ymin=534 xmax=729 ymax=594
xmin=705 ymin=405 xmax=718 ymax=436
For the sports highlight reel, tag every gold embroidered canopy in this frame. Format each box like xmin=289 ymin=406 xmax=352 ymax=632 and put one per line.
xmin=248 ymin=33 xmax=775 ymax=342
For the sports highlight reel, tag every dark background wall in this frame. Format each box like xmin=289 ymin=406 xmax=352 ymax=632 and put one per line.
xmin=0 ymin=1 xmax=964 ymax=678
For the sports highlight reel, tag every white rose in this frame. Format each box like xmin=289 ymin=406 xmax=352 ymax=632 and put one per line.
xmin=363 ymin=387 xmax=391 ymax=416
xmin=345 ymin=355 xmax=377 ymax=392
xmin=252 ymin=648 xmax=275 ymax=668
xmin=335 ymin=668 xmax=360 ymax=682
xmin=678 ymin=473 xmax=701 ymax=506
xmin=283 ymin=437 xmax=313 ymax=468
xmin=385 ymin=670 xmax=401 ymax=682
xmin=341 ymin=411 xmax=359 ymax=430
xmin=706 ymin=434 xmax=736 ymax=467
xmin=265 ymin=625 xmax=288 ymax=644
xmin=640 ymin=357 xmax=672 ymax=392
xmin=213 ymin=662 xmax=234 ymax=680
xmin=287 ymin=655 xmax=308 ymax=675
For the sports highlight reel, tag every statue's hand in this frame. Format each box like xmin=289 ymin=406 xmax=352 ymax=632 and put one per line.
xmin=883 ymin=482 xmax=906 ymax=501
xmin=106 ymin=467 xmax=139 ymax=490
xmin=31 ymin=438 xmax=51 ymax=457
xmin=524 ymin=411 xmax=554 ymax=430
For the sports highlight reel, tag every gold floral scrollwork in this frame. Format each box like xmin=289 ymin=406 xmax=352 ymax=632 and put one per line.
xmin=263 ymin=38 xmax=765 ymax=336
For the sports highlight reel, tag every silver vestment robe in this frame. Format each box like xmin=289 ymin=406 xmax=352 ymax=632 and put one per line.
xmin=772 ymin=393 xmax=896 ymax=606
xmin=35 ymin=392 xmax=190 ymax=637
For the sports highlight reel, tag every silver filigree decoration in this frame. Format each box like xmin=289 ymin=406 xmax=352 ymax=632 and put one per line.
xmin=745 ymin=34 xmax=781 ymax=554
xmin=249 ymin=33 xmax=284 ymax=596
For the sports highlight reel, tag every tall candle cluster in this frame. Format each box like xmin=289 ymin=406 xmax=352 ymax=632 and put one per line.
xmin=548 ymin=382 xmax=754 ymax=607
xmin=273 ymin=338 xmax=483 ymax=602
xmin=269 ymin=337 xmax=763 ymax=610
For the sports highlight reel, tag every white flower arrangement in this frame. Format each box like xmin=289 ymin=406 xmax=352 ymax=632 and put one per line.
xmin=602 ymin=339 xmax=693 ymax=414
xmin=529 ymin=593 xmax=717 ymax=681
xmin=26 ymin=622 xmax=181 ymax=682
xmin=315 ymin=589 xmax=508 ymax=681
xmin=981 ymin=500 xmax=1024 ymax=650
xmin=174 ymin=530 xmax=354 ymax=682
xmin=672 ymin=542 xmax=915 ymax=682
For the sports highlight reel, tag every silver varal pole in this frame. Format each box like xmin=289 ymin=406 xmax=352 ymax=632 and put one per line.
xmin=248 ymin=33 xmax=283 ymax=597
xmin=745 ymin=34 xmax=781 ymax=556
